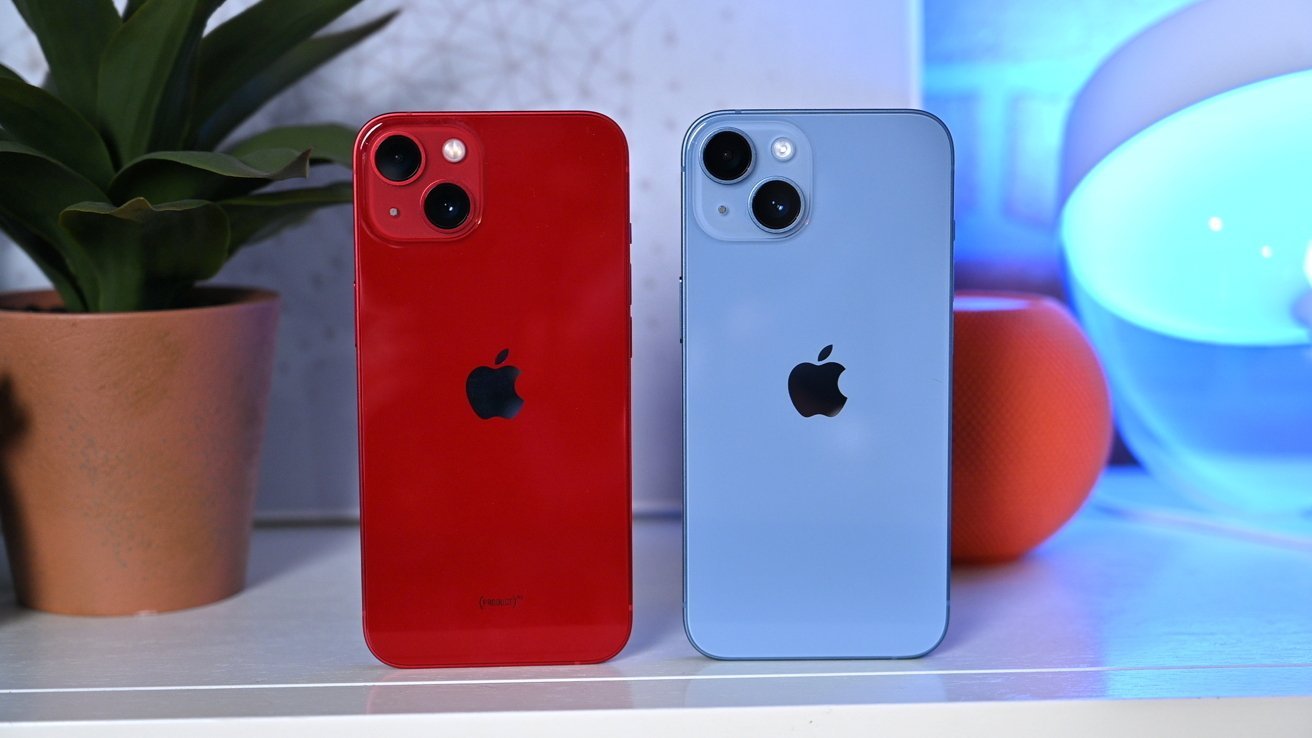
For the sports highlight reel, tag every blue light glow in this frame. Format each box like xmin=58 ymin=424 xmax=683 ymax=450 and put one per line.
xmin=1063 ymin=70 xmax=1312 ymax=347
xmin=1063 ymin=70 xmax=1312 ymax=515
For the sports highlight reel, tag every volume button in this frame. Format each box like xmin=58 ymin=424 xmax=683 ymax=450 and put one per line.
xmin=678 ymin=275 xmax=683 ymax=344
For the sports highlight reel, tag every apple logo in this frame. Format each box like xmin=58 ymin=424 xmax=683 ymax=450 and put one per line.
xmin=466 ymin=348 xmax=524 ymax=419
xmin=788 ymin=344 xmax=847 ymax=417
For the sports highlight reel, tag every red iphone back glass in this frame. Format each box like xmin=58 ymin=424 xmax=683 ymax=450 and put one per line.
xmin=354 ymin=112 xmax=631 ymax=667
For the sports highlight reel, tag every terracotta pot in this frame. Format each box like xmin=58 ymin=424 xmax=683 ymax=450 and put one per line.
xmin=0 ymin=287 xmax=279 ymax=615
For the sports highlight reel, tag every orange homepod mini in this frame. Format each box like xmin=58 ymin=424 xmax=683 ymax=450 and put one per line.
xmin=952 ymin=291 xmax=1113 ymax=563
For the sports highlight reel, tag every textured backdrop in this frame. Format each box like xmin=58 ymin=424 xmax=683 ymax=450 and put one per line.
xmin=0 ymin=0 xmax=917 ymax=518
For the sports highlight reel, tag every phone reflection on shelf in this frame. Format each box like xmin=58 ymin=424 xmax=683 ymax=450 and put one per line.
xmin=677 ymin=658 xmax=947 ymax=709
xmin=363 ymin=663 xmax=635 ymax=715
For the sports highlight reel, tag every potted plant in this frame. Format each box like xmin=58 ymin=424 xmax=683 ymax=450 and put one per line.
xmin=0 ymin=0 xmax=393 ymax=615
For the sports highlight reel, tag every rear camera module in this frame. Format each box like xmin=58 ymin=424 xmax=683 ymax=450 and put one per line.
xmin=750 ymin=179 xmax=804 ymax=232
xmin=375 ymin=135 xmax=422 ymax=182
xmin=424 ymin=182 xmax=472 ymax=230
xmin=702 ymin=129 xmax=754 ymax=183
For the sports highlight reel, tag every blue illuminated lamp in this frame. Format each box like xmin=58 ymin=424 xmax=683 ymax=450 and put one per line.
xmin=1064 ymin=70 xmax=1312 ymax=347
xmin=1060 ymin=0 xmax=1312 ymax=514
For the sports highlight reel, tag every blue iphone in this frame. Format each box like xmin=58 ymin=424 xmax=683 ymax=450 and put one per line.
xmin=681 ymin=110 xmax=954 ymax=659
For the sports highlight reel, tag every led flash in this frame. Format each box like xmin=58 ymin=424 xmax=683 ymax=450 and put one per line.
xmin=771 ymin=137 xmax=795 ymax=162
xmin=388 ymin=207 xmax=399 ymax=217
xmin=442 ymin=138 xmax=467 ymax=163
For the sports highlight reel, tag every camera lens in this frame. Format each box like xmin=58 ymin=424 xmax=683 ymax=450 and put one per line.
xmin=375 ymin=135 xmax=422 ymax=182
xmin=702 ymin=130 xmax=753 ymax=183
xmin=751 ymin=179 xmax=804 ymax=232
xmin=424 ymin=182 xmax=472 ymax=230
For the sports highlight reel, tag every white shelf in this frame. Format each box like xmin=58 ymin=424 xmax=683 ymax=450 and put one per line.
xmin=1 ymin=469 xmax=1311 ymax=736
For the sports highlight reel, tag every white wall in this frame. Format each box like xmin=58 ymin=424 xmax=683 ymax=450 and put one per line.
xmin=0 ymin=0 xmax=919 ymax=519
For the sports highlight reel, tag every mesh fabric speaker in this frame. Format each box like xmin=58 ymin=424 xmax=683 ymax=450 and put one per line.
xmin=952 ymin=292 xmax=1112 ymax=563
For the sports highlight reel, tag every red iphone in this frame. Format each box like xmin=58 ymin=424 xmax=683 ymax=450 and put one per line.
xmin=354 ymin=111 xmax=632 ymax=667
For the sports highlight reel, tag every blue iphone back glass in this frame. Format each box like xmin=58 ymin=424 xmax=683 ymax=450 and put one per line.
xmin=682 ymin=110 xmax=954 ymax=659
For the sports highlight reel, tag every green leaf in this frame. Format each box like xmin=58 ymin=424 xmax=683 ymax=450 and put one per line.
xmin=124 ymin=0 xmax=224 ymax=21
xmin=220 ymin=181 xmax=351 ymax=252
xmin=109 ymin=148 xmax=311 ymax=205
xmin=194 ymin=11 xmax=396 ymax=148
xmin=0 ymin=78 xmax=116 ymax=187
xmin=11 ymin=0 xmax=119 ymax=122
xmin=0 ymin=63 xmax=23 ymax=83
xmin=0 ymin=141 xmax=108 ymax=308
xmin=122 ymin=0 xmax=148 ymax=19
xmin=192 ymin=0 xmax=362 ymax=141
xmin=225 ymin=123 xmax=356 ymax=168
xmin=95 ymin=0 xmax=210 ymax=164
xmin=59 ymin=198 xmax=229 ymax=312
xmin=0 ymin=212 xmax=86 ymax=311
